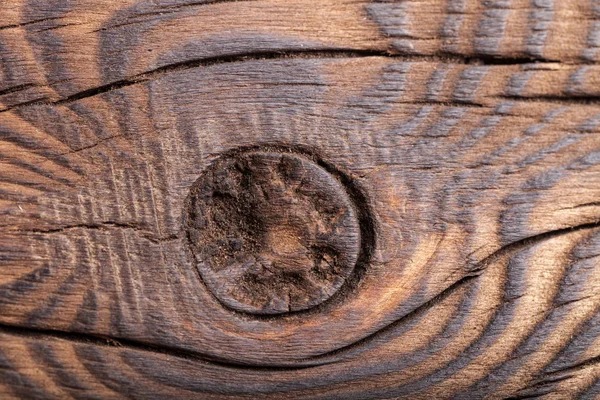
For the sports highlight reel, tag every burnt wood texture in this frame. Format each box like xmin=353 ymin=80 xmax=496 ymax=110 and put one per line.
xmin=1 ymin=0 xmax=600 ymax=399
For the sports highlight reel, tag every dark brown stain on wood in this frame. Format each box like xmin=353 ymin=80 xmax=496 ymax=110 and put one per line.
xmin=0 ymin=0 xmax=599 ymax=399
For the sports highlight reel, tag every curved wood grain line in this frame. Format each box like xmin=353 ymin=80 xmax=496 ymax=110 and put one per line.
xmin=0 ymin=322 xmax=330 ymax=371
xmin=2 ymin=222 xmax=599 ymax=371
xmin=449 ymin=231 xmax=600 ymax=397
xmin=3 ymin=51 xmax=587 ymax=116
xmin=93 ymin=0 xmax=258 ymax=33
xmin=306 ymin=224 xmax=600 ymax=366
xmin=310 ymin=234 xmax=599 ymax=399
xmin=0 ymin=17 xmax=65 ymax=31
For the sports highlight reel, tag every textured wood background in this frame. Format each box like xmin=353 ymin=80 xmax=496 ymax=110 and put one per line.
xmin=1 ymin=0 xmax=600 ymax=398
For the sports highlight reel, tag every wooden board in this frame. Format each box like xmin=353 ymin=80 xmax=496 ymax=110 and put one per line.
xmin=1 ymin=0 xmax=599 ymax=398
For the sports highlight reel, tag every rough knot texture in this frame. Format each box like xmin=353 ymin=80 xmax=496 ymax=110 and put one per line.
xmin=185 ymin=151 xmax=361 ymax=314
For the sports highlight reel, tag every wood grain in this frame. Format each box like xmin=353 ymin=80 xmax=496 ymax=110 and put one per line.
xmin=0 ymin=0 xmax=599 ymax=398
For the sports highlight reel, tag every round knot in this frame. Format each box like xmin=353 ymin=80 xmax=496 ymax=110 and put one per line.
xmin=185 ymin=150 xmax=361 ymax=315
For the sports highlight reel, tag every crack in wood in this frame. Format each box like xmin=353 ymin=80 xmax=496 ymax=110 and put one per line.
xmin=5 ymin=221 xmax=599 ymax=369
xmin=0 ymin=322 xmax=327 ymax=371
xmin=0 ymin=16 xmax=64 ymax=31
xmin=92 ymin=0 xmax=258 ymax=33
xmin=498 ymin=94 xmax=600 ymax=106
xmin=0 ymin=83 xmax=44 ymax=97
xmin=15 ymin=222 xmax=178 ymax=244
xmin=1 ymin=49 xmax=585 ymax=116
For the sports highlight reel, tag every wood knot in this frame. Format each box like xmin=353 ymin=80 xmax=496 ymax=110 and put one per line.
xmin=185 ymin=150 xmax=362 ymax=315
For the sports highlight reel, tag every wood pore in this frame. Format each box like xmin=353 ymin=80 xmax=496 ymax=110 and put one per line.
xmin=0 ymin=0 xmax=599 ymax=398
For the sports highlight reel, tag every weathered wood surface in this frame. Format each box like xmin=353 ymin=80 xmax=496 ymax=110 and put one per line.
xmin=1 ymin=0 xmax=600 ymax=398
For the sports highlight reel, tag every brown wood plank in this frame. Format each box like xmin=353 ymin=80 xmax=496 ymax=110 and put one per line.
xmin=1 ymin=0 xmax=600 ymax=110
xmin=1 ymin=0 xmax=599 ymax=398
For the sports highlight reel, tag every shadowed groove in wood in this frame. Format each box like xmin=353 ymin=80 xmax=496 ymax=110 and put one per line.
xmin=3 ymin=221 xmax=599 ymax=369
xmin=0 ymin=16 xmax=65 ymax=31
xmin=265 ymin=222 xmax=600 ymax=365
xmin=498 ymin=94 xmax=600 ymax=106
xmin=0 ymin=323 xmax=328 ymax=371
xmin=3 ymin=49 xmax=593 ymax=115
xmin=92 ymin=0 xmax=260 ymax=32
